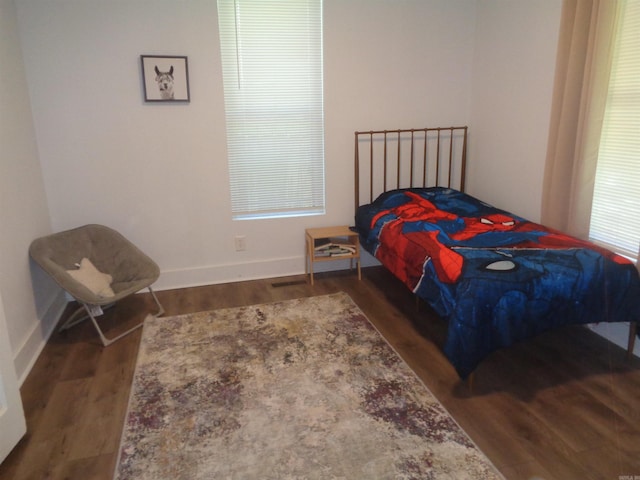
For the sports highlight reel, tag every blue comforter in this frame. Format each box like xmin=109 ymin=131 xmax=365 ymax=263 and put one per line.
xmin=355 ymin=188 xmax=640 ymax=378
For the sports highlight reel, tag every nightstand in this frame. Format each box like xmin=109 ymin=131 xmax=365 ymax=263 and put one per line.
xmin=305 ymin=226 xmax=361 ymax=285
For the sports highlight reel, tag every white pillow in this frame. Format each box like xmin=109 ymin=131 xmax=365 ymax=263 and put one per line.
xmin=66 ymin=257 xmax=115 ymax=298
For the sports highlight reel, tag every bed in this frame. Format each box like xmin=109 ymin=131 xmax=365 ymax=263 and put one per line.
xmin=354 ymin=126 xmax=640 ymax=378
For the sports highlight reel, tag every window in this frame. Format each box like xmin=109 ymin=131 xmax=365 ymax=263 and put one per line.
xmin=589 ymin=0 xmax=640 ymax=260
xmin=217 ymin=0 xmax=325 ymax=220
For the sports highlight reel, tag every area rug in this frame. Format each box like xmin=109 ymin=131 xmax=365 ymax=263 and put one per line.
xmin=115 ymin=293 xmax=502 ymax=479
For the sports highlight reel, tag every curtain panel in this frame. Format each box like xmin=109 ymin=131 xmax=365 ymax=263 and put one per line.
xmin=541 ymin=0 xmax=621 ymax=238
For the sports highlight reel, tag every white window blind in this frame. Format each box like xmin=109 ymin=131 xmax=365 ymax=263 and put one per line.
xmin=217 ymin=0 xmax=325 ymax=220
xmin=590 ymin=0 xmax=640 ymax=260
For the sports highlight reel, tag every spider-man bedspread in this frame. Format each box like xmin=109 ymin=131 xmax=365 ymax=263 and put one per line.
xmin=355 ymin=188 xmax=640 ymax=378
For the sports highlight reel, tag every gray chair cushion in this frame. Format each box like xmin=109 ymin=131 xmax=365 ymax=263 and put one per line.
xmin=29 ymin=224 xmax=160 ymax=306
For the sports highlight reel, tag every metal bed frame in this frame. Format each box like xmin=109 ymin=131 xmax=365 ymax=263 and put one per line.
xmin=354 ymin=126 xmax=468 ymax=213
xmin=353 ymin=125 xmax=638 ymax=376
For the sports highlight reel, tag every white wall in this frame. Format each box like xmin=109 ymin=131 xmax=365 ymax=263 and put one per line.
xmin=468 ymin=0 xmax=562 ymax=222
xmin=16 ymin=0 xmax=477 ymax=291
xmin=8 ymin=0 xmax=570 ymax=380
xmin=0 ymin=0 xmax=61 ymax=383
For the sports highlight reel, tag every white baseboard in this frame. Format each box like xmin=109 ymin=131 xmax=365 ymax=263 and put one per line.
xmin=154 ymin=251 xmax=381 ymax=292
xmin=14 ymin=290 xmax=68 ymax=385
xmin=153 ymin=255 xmax=305 ymax=291
xmin=154 ymin=255 xmax=373 ymax=291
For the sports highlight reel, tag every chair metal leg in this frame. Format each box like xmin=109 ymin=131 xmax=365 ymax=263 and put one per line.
xmin=83 ymin=303 xmax=144 ymax=347
xmin=148 ymin=286 xmax=165 ymax=317
xmin=65 ymin=286 xmax=164 ymax=347
xmin=58 ymin=303 xmax=115 ymax=332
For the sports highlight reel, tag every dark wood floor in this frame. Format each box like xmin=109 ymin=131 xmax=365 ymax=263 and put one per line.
xmin=1 ymin=266 xmax=639 ymax=479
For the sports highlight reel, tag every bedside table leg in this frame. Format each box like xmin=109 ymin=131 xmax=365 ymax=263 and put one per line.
xmin=305 ymin=235 xmax=314 ymax=285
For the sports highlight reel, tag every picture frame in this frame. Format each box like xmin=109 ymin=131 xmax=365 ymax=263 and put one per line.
xmin=141 ymin=55 xmax=190 ymax=102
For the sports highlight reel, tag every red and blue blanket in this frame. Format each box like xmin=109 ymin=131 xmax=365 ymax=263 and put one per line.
xmin=355 ymin=188 xmax=640 ymax=378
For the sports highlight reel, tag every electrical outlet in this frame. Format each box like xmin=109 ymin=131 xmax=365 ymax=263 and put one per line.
xmin=234 ymin=235 xmax=247 ymax=251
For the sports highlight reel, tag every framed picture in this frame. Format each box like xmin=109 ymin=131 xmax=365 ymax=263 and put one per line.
xmin=141 ymin=55 xmax=190 ymax=102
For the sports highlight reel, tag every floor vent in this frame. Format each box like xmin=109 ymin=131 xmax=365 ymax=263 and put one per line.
xmin=271 ymin=280 xmax=307 ymax=288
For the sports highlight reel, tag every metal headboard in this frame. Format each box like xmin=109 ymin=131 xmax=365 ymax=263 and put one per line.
xmin=354 ymin=126 xmax=468 ymax=212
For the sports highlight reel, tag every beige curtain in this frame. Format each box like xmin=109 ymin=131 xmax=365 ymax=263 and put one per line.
xmin=541 ymin=0 xmax=621 ymax=238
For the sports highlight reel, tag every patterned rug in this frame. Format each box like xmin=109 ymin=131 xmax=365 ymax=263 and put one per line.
xmin=115 ymin=293 xmax=502 ymax=479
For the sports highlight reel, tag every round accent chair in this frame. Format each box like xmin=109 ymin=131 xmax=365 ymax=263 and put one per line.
xmin=29 ymin=224 xmax=164 ymax=346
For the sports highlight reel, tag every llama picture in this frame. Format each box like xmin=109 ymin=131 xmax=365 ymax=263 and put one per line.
xmin=141 ymin=55 xmax=190 ymax=102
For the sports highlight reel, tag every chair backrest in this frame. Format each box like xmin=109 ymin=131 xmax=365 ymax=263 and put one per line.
xmin=29 ymin=224 xmax=159 ymax=304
